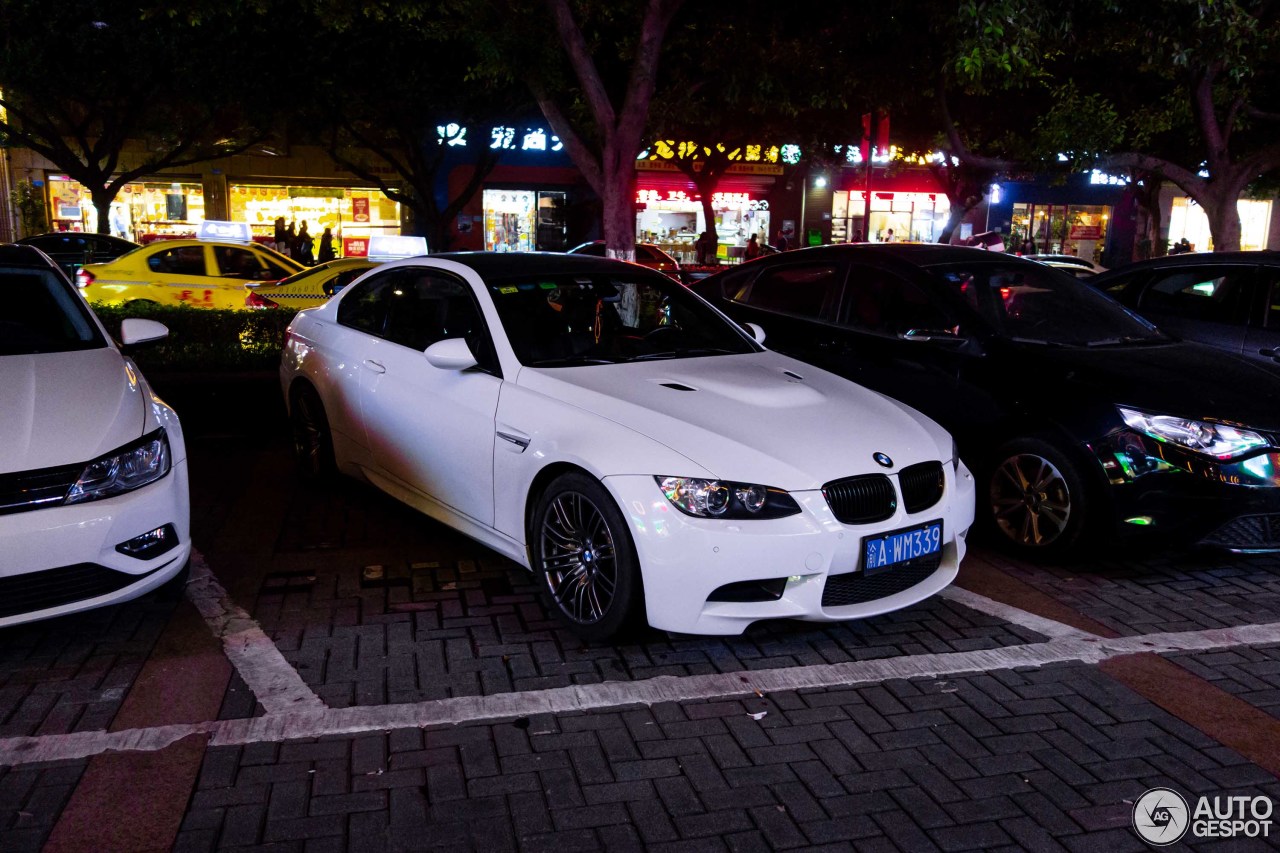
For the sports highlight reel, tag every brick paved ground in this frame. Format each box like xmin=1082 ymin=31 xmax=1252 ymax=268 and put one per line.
xmin=4 ymin=389 xmax=1280 ymax=851
xmin=169 ymin=664 xmax=1280 ymax=853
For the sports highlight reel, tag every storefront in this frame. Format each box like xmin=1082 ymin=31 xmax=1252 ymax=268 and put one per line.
xmin=634 ymin=188 xmax=772 ymax=263
xmin=227 ymin=183 xmax=401 ymax=257
xmin=1168 ymin=196 xmax=1273 ymax=252
xmin=480 ymin=188 xmax=570 ymax=252
xmin=1008 ymin=202 xmax=1111 ymax=260
xmin=46 ymin=175 xmax=205 ymax=242
xmin=830 ymin=190 xmax=950 ymax=244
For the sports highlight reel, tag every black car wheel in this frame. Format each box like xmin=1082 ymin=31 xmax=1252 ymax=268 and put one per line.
xmin=290 ymin=384 xmax=336 ymax=481
xmin=986 ymin=437 xmax=1091 ymax=558
xmin=532 ymin=472 xmax=643 ymax=642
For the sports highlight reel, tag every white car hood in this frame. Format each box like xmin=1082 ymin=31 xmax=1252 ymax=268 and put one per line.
xmin=0 ymin=348 xmax=146 ymax=473
xmin=517 ymin=352 xmax=950 ymax=490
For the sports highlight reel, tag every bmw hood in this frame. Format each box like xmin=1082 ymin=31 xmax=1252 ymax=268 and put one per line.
xmin=518 ymin=352 xmax=953 ymax=490
xmin=0 ymin=348 xmax=146 ymax=473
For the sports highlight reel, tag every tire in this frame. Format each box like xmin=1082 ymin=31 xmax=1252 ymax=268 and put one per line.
xmin=983 ymin=436 xmax=1094 ymax=560
xmin=290 ymin=384 xmax=337 ymax=482
xmin=531 ymin=472 xmax=644 ymax=642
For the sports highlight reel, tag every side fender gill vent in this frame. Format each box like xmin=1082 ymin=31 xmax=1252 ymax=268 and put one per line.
xmin=783 ymin=370 xmax=804 ymax=380
xmin=660 ymin=382 xmax=697 ymax=391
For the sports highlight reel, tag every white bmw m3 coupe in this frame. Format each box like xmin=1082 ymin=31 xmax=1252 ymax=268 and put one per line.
xmin=280 ymin=252 xmax=975 ymax=640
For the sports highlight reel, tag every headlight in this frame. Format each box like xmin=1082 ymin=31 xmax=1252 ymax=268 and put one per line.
xmin=656 ymin=476 xmax=801 ymax=519
xmin=66 ymin=430 xmax=171 ymax=504
xmin=1118 ymin=407 xmax=1269 ymax=460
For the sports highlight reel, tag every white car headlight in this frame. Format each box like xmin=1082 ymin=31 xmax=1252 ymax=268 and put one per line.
xmin=1118 ymin=407 xmax=1269 ymax=460
xmin=656 ymin=476 xmax=800 ymax=519
xmin=66 ymin=430 xmax=171 ymax=504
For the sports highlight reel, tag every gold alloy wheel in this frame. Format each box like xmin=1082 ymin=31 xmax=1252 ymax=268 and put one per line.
xmin=990 ymin=452 xmax=1073 ymax=547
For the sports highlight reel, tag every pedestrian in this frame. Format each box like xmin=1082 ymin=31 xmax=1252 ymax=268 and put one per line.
xmin=297 ymin=221 xmax=314 ymax=265
xmin=318 ymin=226 xmax=336 ymax=263
xmin=774 ymin=229 xmax=790 ymax=252
xmin=284 ymin=221 xmax=297 ymax=258
xmin=696 ymin=230 xmax=717 ymax=266
xmin=273 ymin=217 xmax=286 ymax=253
xmin=744 ymin=234 xmax=761 ymax=260
xmin=884 ymin=228 xmax=895 ymax=243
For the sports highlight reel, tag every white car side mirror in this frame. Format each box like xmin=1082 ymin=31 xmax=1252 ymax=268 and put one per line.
xmin=745 ymin=322 xmax=766 ymax=345
xmin=120 ymin=318 xmax=169 ymax=347
xmin=424 ymin=337 xmax=478 ymax=371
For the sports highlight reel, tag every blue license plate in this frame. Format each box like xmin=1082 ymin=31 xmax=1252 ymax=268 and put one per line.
xmin=863 ymin=521 xmax=943 ymax=574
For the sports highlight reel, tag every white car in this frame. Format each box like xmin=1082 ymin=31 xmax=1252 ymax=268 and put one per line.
xmin=280 ymin=253 xmax=975 ymax=640
xmin=0 ymin=244 xmax=191 ymax=627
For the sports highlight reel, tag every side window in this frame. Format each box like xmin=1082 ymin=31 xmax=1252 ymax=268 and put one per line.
xmin=337 ymin=271 xmax=399 ymax=335
xmin=257 ymin=253 xmax=295 ymax=280
xmin=382 ymin=272 xmax=487 ymax=357
xmin=1265 ymin=270 xmax=1280 ymax=329
xmin=1139 ymin=267 xmax=1248 ymax=323
xmin=328 ymin=269 xmax=365 ymax=296
xmin=147 ymin=246 xmax=207 ymax=276
xmin=843 ymin=264 xmax=954 ymax=336
xmin=213 ymin=246 xmax=268 ymax=279
xmin=737 ymin=263 xmax=843 ymax=320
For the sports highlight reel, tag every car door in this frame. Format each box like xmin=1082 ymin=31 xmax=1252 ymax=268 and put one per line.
xmin=1244 ymin=266 xmax=1280 ymax=369
xmin=358 ymin=266 xmax=502 ymax=527
xmin=1134 ymin=265 xmax=1253 ymax=356
xmin=831 ymin=261 xmax=973 ymax=426
xmin=720 ymin=259 xmax=848 ymax=368
xmin=144 ymin=244 xmax=221 ymax=307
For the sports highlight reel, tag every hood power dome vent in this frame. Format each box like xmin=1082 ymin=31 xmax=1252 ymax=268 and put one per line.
xmin=783 ymin=370 xmax=804 ymax=380
xmin=660 ymin=382 xmax=697 ymax=391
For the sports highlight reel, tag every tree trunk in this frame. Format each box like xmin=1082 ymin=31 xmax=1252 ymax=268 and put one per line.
xmin=1201 ymin=187 xmax=1242 ymax=252
xmin=601 ymin=148 xmax=637 ymax=262
xmin=91 ymin=188 xmax=116 ymax=235
xmin=938 ymin=204 xmax=969 ymax=244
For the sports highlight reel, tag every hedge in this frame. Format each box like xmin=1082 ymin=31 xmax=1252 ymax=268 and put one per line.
xmin=89 ymin=302 xmax=300 ymax=373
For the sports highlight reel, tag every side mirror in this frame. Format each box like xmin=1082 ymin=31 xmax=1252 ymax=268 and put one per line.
xmin=424 ymin=337 xmax=478 ymax=371
xmin=744 ymin=322 xmax=767 ymax=345
xmin=120 ymin=318 xmax=169 ymax=350
xmin=899 ymin=328 xmax=966 ymax=346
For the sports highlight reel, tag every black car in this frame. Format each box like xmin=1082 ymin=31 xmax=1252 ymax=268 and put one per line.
xmin=17 ymin=232 xmax=139 ymax=279
xmin=693 ymin=244 xmax=1280 ymax=557
xmin=1092 ymin=251 xmax=1280 ymax=371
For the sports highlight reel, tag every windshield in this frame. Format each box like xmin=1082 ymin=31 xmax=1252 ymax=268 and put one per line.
xmin=488 ymin=271 xmax=758 ymax=366
xmin=931 ymin=262 xmax=1165 ymax=346
xmin=1 ymin=265 xmax=105 ymax=355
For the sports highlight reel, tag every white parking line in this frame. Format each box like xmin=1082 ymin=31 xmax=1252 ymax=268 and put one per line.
xmin=184 ymin=552 xmax=326 ymax=714
xmin=5 ymin=618 xmax=1280 ymax=767
xmin=937 ymin=585 xmax=1097 ymax=639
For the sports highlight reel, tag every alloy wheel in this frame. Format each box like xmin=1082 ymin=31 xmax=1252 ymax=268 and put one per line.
xmin=292 ymin=392 xmax=327 ymax=475
xmin=538 ymin=491 xmax=618 ymax=625
xmin=990 ymin=452 xmax=1072 ymax=547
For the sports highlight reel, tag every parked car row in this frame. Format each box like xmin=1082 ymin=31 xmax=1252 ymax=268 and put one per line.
xmin=5 ymin=236 xmax=1279 ymax=640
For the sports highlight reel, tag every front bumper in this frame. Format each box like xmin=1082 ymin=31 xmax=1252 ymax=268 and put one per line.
xmin=604 ymin=460 xmax=976 ymax=635
xmin=1095 ymin=432 xmax=1280 ymax=551
xmin=0 ymin=460 xmax=192 ymax=627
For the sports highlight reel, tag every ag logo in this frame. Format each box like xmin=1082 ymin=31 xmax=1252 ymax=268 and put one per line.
xmin=1133 ymin=787 xmax=1189 ymax=846
xmin=872 ymin=452 xmax=893 ymax=468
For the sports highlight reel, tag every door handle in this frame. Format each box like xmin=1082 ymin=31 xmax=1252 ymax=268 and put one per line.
xmin=364 ymin=359 xmax=386 ymax=374
xmin=496 ymin=427 xmax=531 ymax=452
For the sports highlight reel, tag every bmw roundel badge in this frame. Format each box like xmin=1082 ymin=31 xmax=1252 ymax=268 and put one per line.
xmin=873 ymin=452 xmax=894 ymax=468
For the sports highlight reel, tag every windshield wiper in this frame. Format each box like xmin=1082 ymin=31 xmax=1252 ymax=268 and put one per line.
xmin=525 ymin=355 xmax=621 ymax=367
xmin=1007 ymin=337 xmax=1070 ymax=347
xmin=628 ymin=347 xmax=738 ymax=362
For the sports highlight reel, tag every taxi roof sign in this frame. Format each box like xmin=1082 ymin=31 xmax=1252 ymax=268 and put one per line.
xmin=367 ymin=234 xmax=428 ymax=261
xmin=198 ymin=220 xmax=254 ymax=244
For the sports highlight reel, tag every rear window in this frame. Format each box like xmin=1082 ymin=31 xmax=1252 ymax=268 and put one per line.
xmin=0 ymin=266 xmax=105 ymax=355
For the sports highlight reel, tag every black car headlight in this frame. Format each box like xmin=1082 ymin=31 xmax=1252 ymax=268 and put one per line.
xmin=1118 ymin=407 xmax=1269 ymax=460
xmin=656 ymin=476 xmax=801 ymax=519
xmin=65 ymin=429 xmax=171 ymax=504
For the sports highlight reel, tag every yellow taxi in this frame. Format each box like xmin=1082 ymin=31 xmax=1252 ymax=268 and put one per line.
xmin=245 ymin=258 xmax=379 ymax=309
xmin=76 ymin=238 xmax=304 ymax=310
